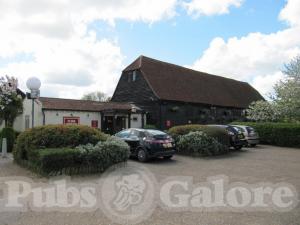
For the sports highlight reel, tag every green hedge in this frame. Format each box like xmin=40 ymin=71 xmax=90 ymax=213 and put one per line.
xmin=14 ymin=124 xmax=109 ymax=164
xmin=231 ymin=122 xmax=300 ymax=148
xmin=24 ymin=136 xmax=130 ymax=176
xmin=177 ymin=131 xmax=229 ymax=156
xmin=0 ymin=127 xmax=15 ymax=152
xmin=168 ymin=124 xmax=230 ymax=148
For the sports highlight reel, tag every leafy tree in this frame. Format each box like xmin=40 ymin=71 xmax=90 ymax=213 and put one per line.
xmin=247 ymin=55 xmax=300 ymax=122
xmin=0 ymin=76 xmax=23 ymax=127
xmin=81 ymin=91 xmax=111 ymax=102
xmin=273 ymin=56 xmax=300 ymax=121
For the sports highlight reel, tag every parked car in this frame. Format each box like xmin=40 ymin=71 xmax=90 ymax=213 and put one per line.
xmin=232 ymin=125 xmax=259 ymax=147
xmin=207 ymin=125 xmax=247 ymax=150
xmin=115 ymin=128 xmax=176 ymax=162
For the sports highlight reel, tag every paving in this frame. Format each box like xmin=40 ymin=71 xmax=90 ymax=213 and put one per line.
xmin=0 ymin=145 xmax=299 ymax=225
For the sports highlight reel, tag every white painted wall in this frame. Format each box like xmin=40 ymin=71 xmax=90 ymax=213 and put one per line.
xmin=44 ymin=110 xmax=101 ymax=128
xmin=0 ymin=97 xmax=144 ymax=132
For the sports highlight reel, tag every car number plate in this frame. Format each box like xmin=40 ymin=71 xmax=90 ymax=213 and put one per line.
xmin=163 ymin=143 xmax=172 ymax=148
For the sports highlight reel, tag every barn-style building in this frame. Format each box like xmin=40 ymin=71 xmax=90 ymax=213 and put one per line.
xmin=112 ymin=56 xmax=264 ymax=130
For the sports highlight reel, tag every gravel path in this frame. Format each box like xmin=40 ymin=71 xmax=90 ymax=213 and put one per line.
xmin=0 ymin=145 xmax=299 ymax=225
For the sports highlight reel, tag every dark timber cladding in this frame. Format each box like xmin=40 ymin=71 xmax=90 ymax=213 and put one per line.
xmin=112 ymin=55 xmax=264 ymax=129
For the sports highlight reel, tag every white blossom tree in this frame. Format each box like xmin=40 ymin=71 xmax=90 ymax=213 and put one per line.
xmin=0 ymin=76 xmax=23 ymax=127
xmin=247 ymin=55 xmax=300 ymax=122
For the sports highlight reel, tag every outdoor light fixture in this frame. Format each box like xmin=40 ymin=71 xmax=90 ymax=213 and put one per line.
xmin=26 ymin=77 xmax=41 ymax=128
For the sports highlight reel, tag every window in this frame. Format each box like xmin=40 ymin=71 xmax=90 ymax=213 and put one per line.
xmin=25 ymin=115 xmax=30 ymax=129
xmin=132 ymin=70 xmax=137 ymax=81
xmin=127 ymin=71 xmax=137 ymax=82
xmin=115 ymin=130 xmax=130 ymax=138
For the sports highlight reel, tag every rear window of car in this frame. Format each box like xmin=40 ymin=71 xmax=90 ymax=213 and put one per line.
xmin=246 ymin=127 xmax=255 ymax=133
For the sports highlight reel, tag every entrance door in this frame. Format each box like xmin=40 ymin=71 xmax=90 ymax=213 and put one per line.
xmin=103 ymin=116 xmax=114 ymax=134
xmin=115 ymin=116 xmax=126 ymax=132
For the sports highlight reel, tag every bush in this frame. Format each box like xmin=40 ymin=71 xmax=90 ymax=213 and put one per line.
xmin=27 ymin=137 xmax=130 ymax=176
xmin=14 ymin=124 xmax=109 ymax=163
xmin=177 ymin=131 xmax=228 ymax=156
xmin=231 ymin=122 xmax=300 ymax=148
xmin=144 ymin=124 xmax=157 ymax=129
xmin=168 ymin=124 xmax=230 ymax=148
xmin=0 ymin=127 xmax=15 ymax=152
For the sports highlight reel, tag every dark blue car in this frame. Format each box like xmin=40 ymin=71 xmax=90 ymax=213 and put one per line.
xmin=115 ymin=128 xmax=176 ymax=162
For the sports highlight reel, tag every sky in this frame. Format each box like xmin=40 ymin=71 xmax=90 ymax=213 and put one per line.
xmin=0 ymin=0 xmax=299 ymax=99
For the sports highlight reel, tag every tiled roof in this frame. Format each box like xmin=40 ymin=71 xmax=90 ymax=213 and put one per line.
xmin=124 ymin=56 xmax=264 ymax=108
xmin=39 ymin=97 xmax=140 ymax=112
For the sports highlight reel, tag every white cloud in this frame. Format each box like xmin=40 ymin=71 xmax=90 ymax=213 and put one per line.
xmin=279 ymin=0 xmax=300 ymax=26
xmin=189 ymin=0 xmax=300 ymax=98
xmin=0 ymin=0 xmax=179 ymax=98
xmin=183 ymin=0 xmax=243 ymax=17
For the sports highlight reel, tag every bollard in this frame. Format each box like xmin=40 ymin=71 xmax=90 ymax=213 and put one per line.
xmin=2 ymin=138 xmax=7 ymax=158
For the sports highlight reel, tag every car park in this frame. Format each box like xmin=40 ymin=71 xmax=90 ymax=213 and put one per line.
xmin=115 ymin=128 xmax=176 ymax=162
xmin=207 ymin=125 xmax=247 ymax=150
xmin=232 ymin=125 xmax=259 ymax=147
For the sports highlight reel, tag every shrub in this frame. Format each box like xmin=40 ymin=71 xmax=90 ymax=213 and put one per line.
xmin=168 ymin=124 xmax=230 ymax=148
xmin=28 ymin=137 xmax=130 ymax=176
xmin=231 ymin=122 xmax=300 ymax=148
xmin=144 ymin=124 xmax=157 ymax=129
xmin=177 ymin=131 xmax=228 ymax=156
xmin=14 ymin=124 xmax=109 ymax=163
xmin=0 ymin=127 xmax=15 ymax=152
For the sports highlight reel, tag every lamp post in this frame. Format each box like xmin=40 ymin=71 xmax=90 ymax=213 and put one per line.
xmin=26 ymin=77 xmax=41 ymax=128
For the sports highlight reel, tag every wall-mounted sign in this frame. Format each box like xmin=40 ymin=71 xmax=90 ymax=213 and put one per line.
xmin=166 ymin=120 xmax=172 ymax=127
xmin=91 ymin=120 xmax=99 ymax=128
xmin=63 ymin=117 xmax=80 ymax=125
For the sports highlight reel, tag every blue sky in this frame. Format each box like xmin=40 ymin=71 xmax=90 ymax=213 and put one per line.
xmin=91 ymin=0 xmax=287 ymax=66
xmin=0 ymin=0 xmax=299 ymax=98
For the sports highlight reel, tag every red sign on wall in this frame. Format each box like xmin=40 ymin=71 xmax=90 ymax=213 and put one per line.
xmin=63 ymin=117 xmax=80 ymax=125
xmin=91 ymin=120 xmax=99 ymax=128
xmin=166 ymin=120 xmax=172 ymax=128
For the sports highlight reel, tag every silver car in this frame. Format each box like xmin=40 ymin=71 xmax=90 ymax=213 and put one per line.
xmin=232 ymin=125 xmax=259 ymax=147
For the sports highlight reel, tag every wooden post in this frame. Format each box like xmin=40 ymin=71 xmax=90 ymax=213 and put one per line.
xmin=128 ymin=113 xmax=131 ymax=128
xmin=141 ymin=113 xmax=145 ymax=128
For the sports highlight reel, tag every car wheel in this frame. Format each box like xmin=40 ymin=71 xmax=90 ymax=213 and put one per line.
xmin=137 ymin=148 xmax=148 ymax=162
xmin=163 ymin=155 xmax=173 ymax=160
xmin=234 ymin=146 xmax=243 ymax=150
xmin=250 ymin=144 xmax=257 ymax=147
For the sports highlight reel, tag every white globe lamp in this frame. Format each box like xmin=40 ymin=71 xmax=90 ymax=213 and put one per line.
xmin=26 ymin=77 xmax=41 ymax=128
xmin=26 ymin=77 xmax=41 ymax=91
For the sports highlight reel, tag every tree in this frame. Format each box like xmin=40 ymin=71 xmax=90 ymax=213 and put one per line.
xmin=246 ymin=100 xmax=281 ymax=122
xmin=273 ymin=56 xmax=300 ymax=121
xmin=246 ymin=55 xmax=300 ymax=122
xmin=0 ymin=76 xmax=23 ymax=127
xmin=81 ymin=91 xmax=111 ymax=102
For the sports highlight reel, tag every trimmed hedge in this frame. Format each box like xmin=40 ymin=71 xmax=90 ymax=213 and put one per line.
xmin=29 ymin=137 xmax=130 ymax=176
xmin=14 ymin=124 xmax=109 ymax=164
xmin=0 ymin=127 xmax=15 ymax=152
xmin=177 ymin=131 xmax=229 ymax=156
xmin=168 ymin=124 xmax=230 ymax=148
xmin=231 ymin=122 xmax=300 ymax=148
